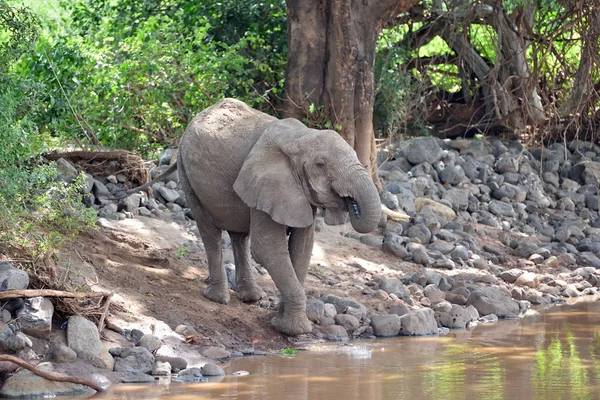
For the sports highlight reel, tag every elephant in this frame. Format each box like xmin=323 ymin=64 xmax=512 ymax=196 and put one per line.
xmin=150 ymin=99 xmax=381 ymax=336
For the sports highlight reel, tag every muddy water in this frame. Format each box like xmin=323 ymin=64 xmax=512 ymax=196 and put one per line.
xmin=90 ymin=298 xmax=600 ymax=400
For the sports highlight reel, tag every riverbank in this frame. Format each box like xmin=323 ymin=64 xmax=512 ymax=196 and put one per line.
xmin=1 ymin=135 xmax=600 ymax=395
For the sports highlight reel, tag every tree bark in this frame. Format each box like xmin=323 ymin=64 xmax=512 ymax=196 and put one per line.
xmin=284 ymin=0 xmax=418 ymax=188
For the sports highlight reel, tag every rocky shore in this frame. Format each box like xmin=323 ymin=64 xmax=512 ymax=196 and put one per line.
xmin=2 ymin=136 xmax=600 ymax=396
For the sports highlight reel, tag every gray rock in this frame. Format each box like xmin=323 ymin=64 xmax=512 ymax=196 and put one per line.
xmin=175 ymin=367 xmax=205 ymax=383
xmin=382 ymin=234 xmax=409 ymax=259
xmin=322 ymin=325 xmax=349 ymax=341
xmin=423 ymin=285 xmax=445 ymax=304
xmin=378 ymin=278 xmax=410 ymax=300
xmin=450 ymin=245 xmax=469 ymax=261
xmin=389 ymin=304 xmax=410 ymax=316
xmin=407 ymin=225 xmax=432 ymax=244
xmin=92 ymin=180 xmax=110 ymax=197
xmin=0 ymin=362 xmax=91 ymax=398
xmin=0 ymin=262 xmax=29 ymax=291
xmin=155 ymin=356 xmax=187 ymax=372
xmin=203 ymin=346 xmax=231 ymax=360
xmin=440 ymin=165 xmax=466 ymax=185
xmin=399 ymin=308 xmax=439 ymax=336
xmin=442 ymin=189 xmax=469 ymax=211
xmin=500 ymin=269 xmax=525 ymax=283
xmin=435 ymin=304 xmax=472 ymax=329
xmin=466 ymin=287 xmax=519 ymax=318
xmin=412 ymin=247 xmax=430 ymax=265
xmin=334 ymin=314 xmax=360 ymax=331
xmin=121 ymin=373 xmax=155 ymax=383
xmin=496 ymin=154 xmax=519 ymax=174
xmin=137 ymin=334 xmax=162 ymax=352
xmin=306 ymin=299 xmax=326 ymax=324
xmin=122 ymin=194 xmax=142 ymax=211
xmin=370 ymin=315 xmax=402 ymax=337
xmin=158 ymin=187 xmax=180 ymax=203
xmin=321 ymin=295 xmax=367 ymax=319
xmin=201 ymin=363 xmax=225 ymax=376
xmin=17 ymin=297 xmax=53 ymax=339
xmin=67 ymin=316 xmax=114 ymax=370
xmin=152 ymin=361 xmax=172 ymax=376
xmin=114 ymin=347 xmax=154 ymax=374
xmin=50 ymin=344 xmax=78 ymax=363
xmin=489 ymin=200 xmax=515 ymax=218
xmin=404 ymin=138 xmax=444 ymax=165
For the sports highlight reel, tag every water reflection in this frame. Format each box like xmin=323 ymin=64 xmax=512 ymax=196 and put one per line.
xmin=63 ymin=298 xmax=600 ymax=400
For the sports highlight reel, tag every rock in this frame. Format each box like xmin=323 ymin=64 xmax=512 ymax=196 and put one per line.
xmin=407 ymin=225 xmax=432 ymax=244
xmin=423 ymin=284 xmax=445 ymax=304
xmin=499 ymin=269 xmax=525 ymax=284
xmin=174 ymin=325 xmax=198 ymax=337
xmin=152 ymin=361 xmax=171 ymax=376
xmin=378 ymin=278 xmax=410 ymax=300
xmin=496 ymin=154 xmax=519 ymax=174
xmin=323 ymin=303 xmax=337 ymax=318
xmin=466 ymin=287 xmax=519 ymax=318
xmin=489 ymin=200 xmax=515 ymax=218
xmin=370 ymin=315 xmax=402 ymax=337
xmin=415 ymin=198 xmax=456 ymax=220
xmin=514 ymin=272 xmax=539 ymax=288
xmin=306 ymin=299 xmax=326 ymax=324
xmin=175 ymin=367 xmax=205 ymax=383
xmin=382 ymin=234 xmax=409 ymax=259
xmin=404 ymin=138 xmax=444 ymax=165
xmin=203 ymin=346 xmax=231 ymax=360
xmin=435 ymin=304 xmax=473 ymax=329
xmin=67 ymin=316 xmax=114 ymax=370
xmin=155 ymin=356 xmax=187 ymax=372
xmin=334 ymin=314 xmax=360 ymax=331
xmin=440 ymin=165 xmax=466 ymax=185
xmin=201 ymin=363 xmax=226 ymax=376
xmin=137 ymin=334 xmax=162 ymax=352
xmin=114 ymin=347 xmax=154 ymax=374
xmin=389 ymin=304 xmax=411 ymax=316
xmin=158 ymin=187 xmax=180 ymax=203
xmin=17 ymin=297 xmax=53 ymax=339
xmin=121 ymin=373 xmax=155 ymax=383
xmin=412 ymin=247 xmax=430 ymax=265
xmin=0 ymin=362 xmax=91 ymax=398
xmin=399 ymin=308 xmax=438 ymax=336
xmin=122 ymin=194 xmax=142 ymax=211
xmin=321 ymin=295 xmax=367 ymax=319
xmin=50 ymin=344 xmax=78 ymax=363
xmin=0 ymin=262 xmax=29 ymax=291
xmin=323 ymin=325 xmax=349 ymax=341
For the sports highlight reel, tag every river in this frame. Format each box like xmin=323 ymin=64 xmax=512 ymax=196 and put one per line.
xmin=76 ymin=297 xmax=600 ymax=399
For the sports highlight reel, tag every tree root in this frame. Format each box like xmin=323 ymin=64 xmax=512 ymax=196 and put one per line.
xmin=0 ymin=355 xmax=106 ymax=393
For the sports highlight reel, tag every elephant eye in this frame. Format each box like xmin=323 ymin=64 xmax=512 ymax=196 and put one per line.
xmin=315 ymin=160 xmax=326 ymax=168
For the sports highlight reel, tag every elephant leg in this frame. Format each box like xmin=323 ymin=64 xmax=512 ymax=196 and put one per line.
xmin=178 ymin=156 xmax=229 ymax=305
xmin=250 ymin=209 xmax=312 ymax=336
xmin=229 ymin=231 xmax=265 ymax=302
xmin=276 ymin=224 xmax=315 ymax=317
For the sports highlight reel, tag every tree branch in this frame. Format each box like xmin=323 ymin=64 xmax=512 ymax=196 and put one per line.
xmin=0 ymin=289 xmax=108 ymax=301
xmin=0 ymin=355 xmax=106 ymax=393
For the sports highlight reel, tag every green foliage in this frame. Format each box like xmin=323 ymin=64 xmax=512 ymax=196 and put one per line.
xmin=0 ymin=1 xmax=95 ymax=260
xmin=15 ymin=0 xmax=287 ymax=155
xmin=281 ymin=348 xmax=297 ymax=355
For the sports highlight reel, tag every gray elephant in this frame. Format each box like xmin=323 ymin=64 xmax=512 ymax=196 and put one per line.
xmin=172 ymin=99 xmax=380 ymax=336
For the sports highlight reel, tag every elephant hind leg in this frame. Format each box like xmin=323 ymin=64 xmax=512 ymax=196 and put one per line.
xmin=179 ymin=154 xmax=230 ymax=305
xmin=229 ymin=232 xmax=265 ymax=302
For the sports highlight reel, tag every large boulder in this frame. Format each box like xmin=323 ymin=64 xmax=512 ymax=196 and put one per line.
xmin=67 ymin=316 xmax=114 ymax=370
xmin=17 ymin=297 xmax=53 ymax=339
xmin=370 ymin=315 xmax=402 ymax=337
xmin=378 ymin=278 xmax=410 ymax=300
xmin=399 ymin=308 xmax=438 ymax=336
xmin=466 ymin=287 xmax=519 ymax=318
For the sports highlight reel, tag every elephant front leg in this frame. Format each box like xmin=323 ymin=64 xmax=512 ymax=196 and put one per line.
xmin=251 ymin=210 xmax=312 ymax=336
xmin=229 ymin=231 xmax=265 ymax=302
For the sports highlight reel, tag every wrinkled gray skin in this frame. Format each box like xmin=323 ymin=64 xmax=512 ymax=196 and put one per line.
xmin=178 ymin=99 xmax=381 ymax=336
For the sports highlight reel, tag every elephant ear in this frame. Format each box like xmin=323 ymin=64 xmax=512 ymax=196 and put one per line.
xmin=233 ymin=119 xmax=314 ymax=228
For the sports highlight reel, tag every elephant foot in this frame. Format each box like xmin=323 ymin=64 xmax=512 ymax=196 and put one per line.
xmin=203 ymin=283 xmax=230 ymax=305
xmin=271 ymin=311 xmax=312 ymax=336
xmin=236 ymin=283 xmax=265 ymax=303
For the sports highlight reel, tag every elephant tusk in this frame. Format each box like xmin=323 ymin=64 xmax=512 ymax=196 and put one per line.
xmin=381 ymin=204 xmax=411 ymax=221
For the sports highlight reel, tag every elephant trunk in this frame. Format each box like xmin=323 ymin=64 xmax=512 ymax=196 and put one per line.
xmin=333 ymin=169 xmax=381 ymax=234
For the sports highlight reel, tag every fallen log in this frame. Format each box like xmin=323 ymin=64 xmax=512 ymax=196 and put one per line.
xmin=0 ymin=289 xmax=108 ymax=301
xmin=0 ymin=355 xmax=106 ymax=393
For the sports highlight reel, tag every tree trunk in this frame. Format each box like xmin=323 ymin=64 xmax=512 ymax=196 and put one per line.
xmin=284 ymin=0 xmax=417 ymax=188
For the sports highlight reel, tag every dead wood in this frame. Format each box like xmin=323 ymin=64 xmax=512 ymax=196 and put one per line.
xmin=0 ymin=289 xmax=108 ymax=301
xmin=0 ymin=355 xmax=106 ymax=393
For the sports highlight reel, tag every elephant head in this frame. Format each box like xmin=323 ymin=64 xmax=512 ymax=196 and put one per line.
xmin=233 ymin=119 xmax=381 ymax=233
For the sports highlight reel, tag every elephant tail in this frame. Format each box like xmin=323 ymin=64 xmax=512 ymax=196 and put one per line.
xmin=113 ymin=161 xmax=178 ymax=199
